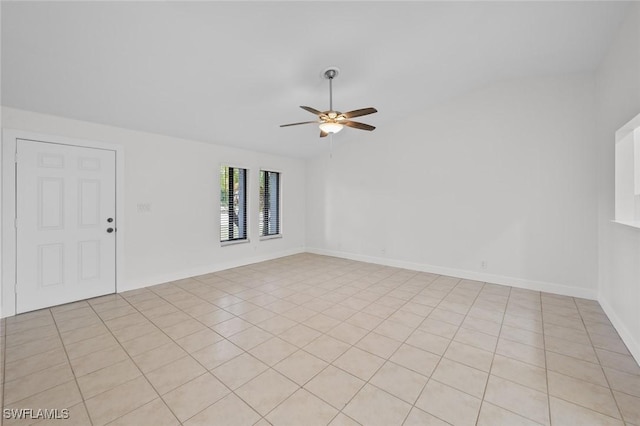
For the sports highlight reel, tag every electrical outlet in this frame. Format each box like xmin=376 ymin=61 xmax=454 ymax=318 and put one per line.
xmin=481 ymin=260 xmax=488 ymax=270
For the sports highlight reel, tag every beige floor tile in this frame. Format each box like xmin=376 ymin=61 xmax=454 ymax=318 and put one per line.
xmin=403 ymin=407 xmax=450 ymax=426
xmin=590 ymin=332 xmax=631 ymax=355
xmin=4 ymin=362 xmax=74 ymax=404
xmin=370 ymin=361 xmax=429 ymax=404
xmin=257 ymin=315 xmax=297 ymax=334
xmin=613 ymin=390 xmax=640 ymax=424
xmin=389 ymin=343 xmax=441 ymax=377
xmin=550 ymin=396 xmax=623 ymax=426
xmin=304 ymin=335 xmax=350 ymax=362
xmin=303 ymin=313 xmax=342 ymax=333
xmin=191 ymin=339 xmax=243 ymax=370
xmin=304 ymin=365 xmax=365 ymax=409
xmin=547 ymin=370 xmax=621 ymax=419
xmin=461 ymin=316 xmax=502 ymax=337
xmin=4 ymin=347 xmax=68 ymax=382
xmin=278 ymin=324 xmax=322 ymax=347
xmin=227 ymin=326 xmax=273 ymax=350
xmin=249 ymin=337 xmax=298 ymax=366
xmin=345 ymin=312 xmax=384 ymax=331
xmin=491 ymin=354 xmax=547 ymax=392
xmin=333 ymin=347 xmax=385 ymax=381
xmin=161 ymin=318 xmax=207 ymax=340
xmin=477 ymin=402 xmax=543 ymax=426
xmin=111 ymin=321 xmax=158 ymax=343
xmin=503 ymin=314 xmax=543 ymax=334
xmin=546 ymin=351 xmax=608 ymax=387
xmin=5 ymin=324 xmax=59 ymax=348
xmin=183 ymin=393 xmax=260 ymax=426
xmin=120 ymin=330 xmax=172 ymax=357
xmin=406 ymin=329 xmax=451 ymax=356
xmin=544 ymin=322 xmax=591 ymax=346
xmin=496 ymin=338 xmax=546 ymax=368
xmin=545 ymin=335 xmax=598 ymax=363
xmin=604 ymin=366 xmax=640 ymax=398
xmin=444 ymin=341 xmax=494 ymax=372
xmin=417 ymin=318 xmax=459 ymax=339
xmin=429 ymin=308 xmax=465 ymax=326
xmin=70 ymin=345 xmax=130 ymax=377
xmin=343 ymin=383 xmax=412 ymax=426
xmin=5 ymin=336 xmax=63 ymax=363
xmin=596 ymin=348 xmax=640 ymax=376
xmin=274 ymin=350 xmax=328 ymax=385
xmin=4 ymin=381 xmax=82 ymax=426
xmin=132 ymin=342 xmax=188 ymax=373
xmin=415 ymin=379 xmax=482 ymax=426
xmin=212 ymin=352 xmax=269 ymax=389
xmin=77 ymin=358 xmax=141 ymax=399
xmin=85 ymin=376 xmax=158 ymax=425
xmin=484 ymin=375 xmax=549 ymax=425
xmin=107 ymin=398 xmax=179 ymax=426
xmin=328 ymin=412 xmax=362 ymax=426
xmin=235 ymin=369 xmax=298 ymax=416
xmin=162 ymin=373 xmax=230 ymax=422
xmin=211 ymin=317 xmax=253 ymax=337
xmin=327 ymin=322 xmax=369 ymax=345
xmin=196 ymin=309 xmax=235 ymax=327
xmin=355 ymin=332 xmax=402 ymax=359
xmin=374 ymin=319 xmax=415 ymax=342
xmin=266 ymin=388 xmax=338 ymax=426
xmin=431 ymin=358 xmax=488 ymax=398
xmin=454 ymin=328 xmax=498 ymax=352
xmin=146 ymin=356 xmax=206 ymax=395
xmin=104 ymin=312 xmax=149 ymax=331
xmin=60 ymin=323 xmax=110 ymax=345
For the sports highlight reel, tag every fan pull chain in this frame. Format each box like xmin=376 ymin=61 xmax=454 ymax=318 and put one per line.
xmin=329 ymin=133 xmax=333 ymax=158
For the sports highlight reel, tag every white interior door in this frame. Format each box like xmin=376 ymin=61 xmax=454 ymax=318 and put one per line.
xmin=16 ymin=139 xmax=116 ymax=313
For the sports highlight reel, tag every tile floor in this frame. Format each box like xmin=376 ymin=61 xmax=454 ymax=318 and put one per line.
xmin=1 ymin=253 xmax=639 ymax=425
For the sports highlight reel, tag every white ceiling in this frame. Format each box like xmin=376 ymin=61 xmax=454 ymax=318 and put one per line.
xmin=1 ymin=1 xmax=630 ymax=158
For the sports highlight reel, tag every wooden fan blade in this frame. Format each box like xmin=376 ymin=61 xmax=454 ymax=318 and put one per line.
xmin=280 ymin=121 xmax=318 ymax=127
xmin=343 ymin=120 xmax=376 ymax=131
xmin=342 ymin=107 xmax=377 ymax=119
xmin=320 ymin=130 xmax=328 ymax=138
xmin=300 ymin=106 xmax=323 ymax=116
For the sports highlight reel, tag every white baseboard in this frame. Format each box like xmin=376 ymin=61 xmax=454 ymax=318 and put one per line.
xmin=598 ymin=296 xmax=640 ymax=365
xmin=306 ymin=247 xmax=598 ymax=300
xmin=117 ymin=247 xmax=306 ymax=293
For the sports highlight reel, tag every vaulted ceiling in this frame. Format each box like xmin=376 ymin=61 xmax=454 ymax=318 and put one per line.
xmin=1 ymin=1 xmax=631 ymax=158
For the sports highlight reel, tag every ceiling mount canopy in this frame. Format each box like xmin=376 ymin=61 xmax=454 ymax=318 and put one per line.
xmin=280 ymin=67 xmax=377 ymax=138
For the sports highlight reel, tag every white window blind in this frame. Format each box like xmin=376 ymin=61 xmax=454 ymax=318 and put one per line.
xmin=220 ymin=166 xmax=247 ymax=242
xmin=259 ymin=170 xmax=280 ymax=237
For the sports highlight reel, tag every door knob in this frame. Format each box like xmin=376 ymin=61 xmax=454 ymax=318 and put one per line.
xmin=107 ymin=218 xmax=114 ymax=223
xmin=107 ymin=228 xmax=114 ymax=233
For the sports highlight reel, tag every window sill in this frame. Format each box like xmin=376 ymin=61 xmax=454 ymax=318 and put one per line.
xmin=221 ymin=238 xmax=250 ymax=247
xmin=260 ymin=234 xmax=282 ymax=241
xmin=612 ymin=220 xmax=640 ymax=230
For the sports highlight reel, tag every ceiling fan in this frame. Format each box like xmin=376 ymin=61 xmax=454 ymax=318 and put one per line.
xmin=280 ymin=67 xmax=378 ymax=138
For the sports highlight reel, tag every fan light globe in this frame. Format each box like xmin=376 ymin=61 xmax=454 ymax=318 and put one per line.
xmin=319 ymin=122 xmax=344 ymax=134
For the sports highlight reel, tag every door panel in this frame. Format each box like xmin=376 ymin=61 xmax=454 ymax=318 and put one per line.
xmin=16 ymin=139 xmax=116 ymax=313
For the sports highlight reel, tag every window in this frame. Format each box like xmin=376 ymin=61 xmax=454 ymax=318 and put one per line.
xmin=220 ymin=165 xmax=247 ymax=242
xmin=259 ymin=170 xmax=280 ymax=237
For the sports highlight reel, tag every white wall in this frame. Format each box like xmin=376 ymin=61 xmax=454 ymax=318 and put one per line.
xmin=596 ymin=4 xmax=640 ymax=362
xmin=1 ymin=107 xmax=306 ymax=316
xmin=307 ymin=73 xmax=599 ymax=299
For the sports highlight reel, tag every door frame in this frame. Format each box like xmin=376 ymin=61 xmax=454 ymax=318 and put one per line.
xmin=2 ymin=129 xmax=125 ymax=317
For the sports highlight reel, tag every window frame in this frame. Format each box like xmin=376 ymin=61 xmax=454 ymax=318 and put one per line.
xmin=259 ymin=168 xmax=282 ymax=240
xmin=220 ymin=164 xmax=249 ymax=245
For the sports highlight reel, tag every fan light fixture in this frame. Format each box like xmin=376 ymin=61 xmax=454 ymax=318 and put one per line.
xmin=319 ymin=122 xmax=343 ymax=134
xmin=280 ymin=67 xmax=377 ymax=138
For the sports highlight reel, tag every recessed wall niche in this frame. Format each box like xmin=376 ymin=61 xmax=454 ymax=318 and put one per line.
xmin=615 ymin=112 xmax=640 ymax=228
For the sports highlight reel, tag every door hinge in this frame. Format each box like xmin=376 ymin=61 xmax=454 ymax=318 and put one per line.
xmin=14 ymin=152 xmax=18 ymax=163
xmin=14 ymin=218 xmax=18 ymax=229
